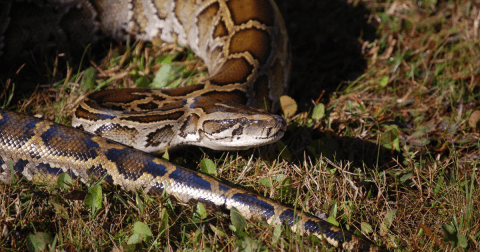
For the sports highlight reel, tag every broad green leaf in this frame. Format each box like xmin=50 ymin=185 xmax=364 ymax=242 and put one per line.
xmin=442 ymin=223 xmax=457 ymax=246
xmin=441 ymin=222 xmax=468 ymax=248
xmin=200 ymin=158 xmax=216 ymax=175
xmin=26 ymin=232 xmax=54 ymax=252
xmin=9 ymin=160 xmax=15 ymax=184
xmin=209 ymin=223 xmax=227 ymax=238
xmin=127 ymin=233 xmax=142 ymax=245
xmin=82 ymin=67 xmax=96 ymax=90
xmin=311 ymin=103 xmax=325 ymax=120
xmin=151 ymin=63 xmax=184 ymax=88
xmin=135 ymin=191 xmax=144 ymax=213
xmin=380 ymin=209 xmax=397 ymax=236
xmin=230 ymin=208 xmax=247 ymax=233
xmin=51 ymin=202 xmax=69 ymax=220
xmin=278 ymin=177 xmax=293 ymax=196
xmin=162 ymin=149 xmax=169 ymax=160
xmin=272 ymin=224 xmax=282 ymax=245
xmin=258 ymin=178 xmax=273 ymax=187
xmin=457 ymin=233 xmax=468 ymax=248
xmin=123 ymin=242 xmax=141 ymax=252
xmin=400 ymin=173 xmax=413 ymax=184
xmin=379 ymin=76 xmax=389 ymax=87
xmin=326 ymin=216 xmax=339 ymax=226
xmin=380 ymin=125 xmax=400 ymax=152
xmin=240 ymin=236 xmax=259 ymax=252
xmin=57 ymin=173 xmax=72 ymax=189
xmin=329 ymin=203 xmax=337 ymax=218
xmin=85 ymin=185 xmax=102 ymax=214
xmin=156 ymin=55 xmax=173 ymax=64
xmin=151 ymin=64 xmax=173 ymax=88
xmin=361 ymin=222 xmax=373 ymax=234
xmin=193 ymin=202 xmax=207 ymax=222
xmin=132 ymin=221 xmax=153 ymax=242
xmin=135 ymin=76 xmax=151 ymax=88
xmin=159 ymin=208 xmax=169 ymax=234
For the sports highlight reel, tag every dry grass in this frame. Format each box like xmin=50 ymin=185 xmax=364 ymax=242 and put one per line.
xmin=1 ymin=0 xmax=480 ymax=251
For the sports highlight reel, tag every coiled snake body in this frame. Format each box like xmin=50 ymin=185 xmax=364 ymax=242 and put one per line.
xmin=0 ymin=0 xmax=384 ymax=251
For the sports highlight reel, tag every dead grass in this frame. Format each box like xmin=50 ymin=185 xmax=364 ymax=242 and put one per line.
xmin=1 ymin=0 xmax=480 ymax=251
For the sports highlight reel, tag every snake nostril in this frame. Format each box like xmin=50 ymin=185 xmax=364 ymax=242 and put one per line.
xmin=273 ymin=115 xmax=287 ymax=131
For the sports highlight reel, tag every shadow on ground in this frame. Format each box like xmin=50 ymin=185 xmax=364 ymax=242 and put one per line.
xmin=275 ymin=1 xmax=398 ymax=171
xmin=277 ymin=0 xmax=377 ymax=109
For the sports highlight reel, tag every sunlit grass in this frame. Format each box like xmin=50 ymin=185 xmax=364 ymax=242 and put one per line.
xmin=1 ymin=0 xmax=480 ymax=251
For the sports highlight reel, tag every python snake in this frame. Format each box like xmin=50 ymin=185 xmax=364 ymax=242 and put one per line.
xmin=0 ymin=0 xmax=384 ymax=251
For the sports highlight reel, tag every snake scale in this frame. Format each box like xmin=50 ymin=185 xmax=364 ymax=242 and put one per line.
xmin=0 ymin=0 xmax=385 ymax=251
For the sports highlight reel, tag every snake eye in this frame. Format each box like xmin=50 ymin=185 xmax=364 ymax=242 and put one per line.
xmin=203 ymin=120 xmax=237 ymax=135
xmin=232 ymin=125 xmax=243 ymax=136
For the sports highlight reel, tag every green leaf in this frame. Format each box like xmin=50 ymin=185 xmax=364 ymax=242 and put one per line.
xmin=200 ymin=158 xmax=216 ymax=175
xmin=272 ymin=224 xmax=282 ymax=245
xmin=127 ymin=233 xmax=142 ymax=245
xmin=135 ymin=191 xmax=144 ymax=212
xmin=9 ymin=160 xmax=15 ymax=184
xmin=209 ymin=223 xmax=227 ymax=238
xmin=380 ymin=125 xmax=400 ymax=152
xmin=57 ymin=173 xmax=72 ymax=189
xmin=193 ymin=202 xmax=207 ymax=222
xmin=132 ymin=221 xmax=153 ymax=242
xmin=457 ymin=233 xmax=468 ymax=248
xmin=361 ymin=222 xmax=373 ymax=234
xmin=326 ymin=216 xmax=339 ymax=226
xmin=379 ymin=76 xmax=389 ymax=87
xmin=442 ymin=223 xmax=458 ymax=245
xmin=82 ymin=67 xmax=96 ymax=90
xmin=240 ymin=236 xmax=259 ymax=252
xmin=151 ymin=64 xmax=173 ymax=88
xmin=123 ymin=242 xmax=142 ymax=252
xmin=275 ymin=174 xmax=285 ymax=182
xmin=51 ymin=202 xmax=69 ymax=220
xmin=441 ymin=222 xmax=468 ymax=248
xmin=26 ymin=232 xmax=54 ymax=252
xmin=329 ymin=203 xmax=338 ymax=218
xmin=230 ymin=208 xmax=247 ymax=233
xmin=135 ymin=76 xmax=151 ymax=88
xmin=156 ymin=55 xmax=173 ymax=64
xmin=150 ymin=63 xmax=185 ymax=89
xmin=400 ymin=173 xmax=413 ymax=184
xmin=380 ymin=209 xmax=397 ymax=236
xmin=258 ymin=178 xmax=273 ymax=187
xmin=159 ymin=208 xmax=169 ymax=234
xmin=278 ymin=177 xmax=293 ymax=197
xmin=311 ymin=103 xmax=325 ymax=120
xmin=162 ymin=149 xmax=169 ymax=160
xmin=434 ymin=176 xmax=444 ymax=197
xmin=85 ymin=185 xmax=102 ymax=214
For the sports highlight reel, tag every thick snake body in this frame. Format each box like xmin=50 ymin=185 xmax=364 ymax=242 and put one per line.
xmin=0 ymin=109 xmax=382 ymax=251
xmin=0 ymin=0 xmax=384 ymax=251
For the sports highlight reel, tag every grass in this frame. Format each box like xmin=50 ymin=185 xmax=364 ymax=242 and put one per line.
xmin=1 ymin=0 xmax=480 ymax=251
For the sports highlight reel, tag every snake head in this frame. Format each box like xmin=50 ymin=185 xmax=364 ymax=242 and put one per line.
xmin=188 ymin=97 xmax=286 ymax=151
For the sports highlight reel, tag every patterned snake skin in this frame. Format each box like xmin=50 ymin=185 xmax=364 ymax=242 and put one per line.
xmin=0 ymin=0 xmax=385 ymax=251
